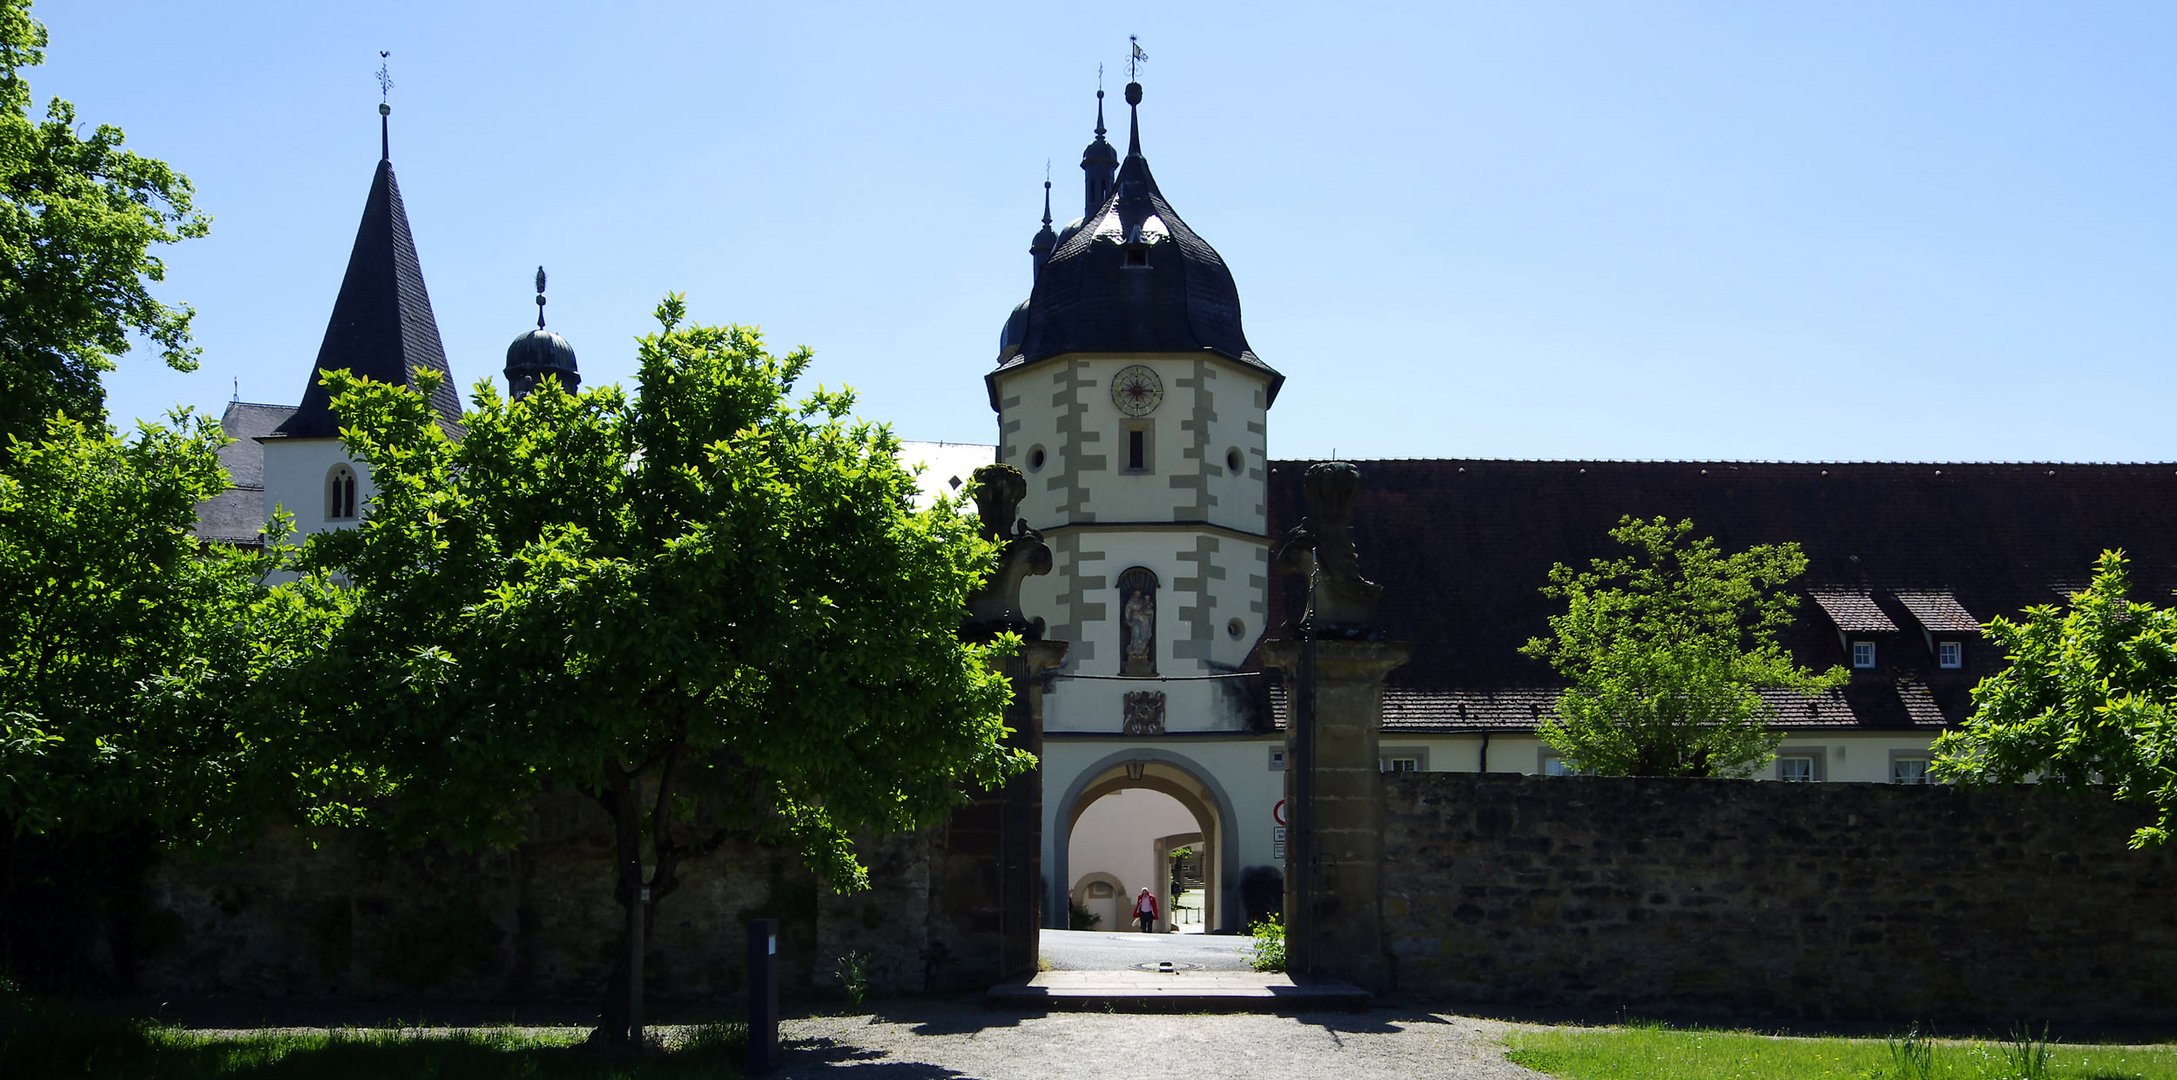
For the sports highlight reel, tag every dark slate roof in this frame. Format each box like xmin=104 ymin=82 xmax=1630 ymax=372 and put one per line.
xmin=1808 ymin=588 xmax=1900 ymax=633
xmin=1893 ymin=589 xmax=1983 ymax=634
xmin=1260 ymin=458 xmax=2177 ymax=733
xmin=991 ymin=89 xmax=1281 ymax=404
xmin=193 ymin=401 xmax=295 ymax=545
xmin=272 ymin=156 xmax=461 ymax=438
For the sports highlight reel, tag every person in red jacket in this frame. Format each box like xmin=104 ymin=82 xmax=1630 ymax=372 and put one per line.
xmin=1133 ymin=887 xmax=1159 ymax=933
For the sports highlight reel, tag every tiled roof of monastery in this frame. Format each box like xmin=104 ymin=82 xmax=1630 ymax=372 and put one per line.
xmin=1258 ymin=458 xmax=2177 ymax=733
xmin=193 ymin=401 xmax=295 ymax=545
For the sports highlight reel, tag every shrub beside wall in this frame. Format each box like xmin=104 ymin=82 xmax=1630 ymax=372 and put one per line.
xmin=1382 ymin=773 xmax=2177 ymax=1027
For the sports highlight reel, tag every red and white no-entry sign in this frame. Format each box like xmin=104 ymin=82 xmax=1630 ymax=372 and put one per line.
xmin=1272 ymin=798 xmax=1286 ymax=826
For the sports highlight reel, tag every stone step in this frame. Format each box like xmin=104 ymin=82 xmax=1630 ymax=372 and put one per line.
xmin=987 ymin=970 xmax=1372 ymax=1013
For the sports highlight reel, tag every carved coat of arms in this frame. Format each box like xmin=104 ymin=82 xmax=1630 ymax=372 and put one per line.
xmin=1122 ymin=690 xmax=1166 ymax=735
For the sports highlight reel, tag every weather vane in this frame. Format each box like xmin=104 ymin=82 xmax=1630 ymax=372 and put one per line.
xmin=534 ymin=266 xmax=549 ymax=329
xmin=1128 ymin=35 xmax=1147 ymax=81
xmin=376 ymin=50 xmax=393 ymax=103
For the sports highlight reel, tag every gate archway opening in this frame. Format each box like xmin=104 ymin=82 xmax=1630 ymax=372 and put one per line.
xmin=1049 ymin=750 xmax=1243 ymax=937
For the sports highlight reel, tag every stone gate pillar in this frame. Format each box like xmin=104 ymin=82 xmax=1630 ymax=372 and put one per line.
xmin=1261 ymin=639 xmax=1408 ymax=990
xmin=1262 ymin=461 xmax=1406 ymax=991
xmin=926 ymin=465 xmax=1066 ymax=991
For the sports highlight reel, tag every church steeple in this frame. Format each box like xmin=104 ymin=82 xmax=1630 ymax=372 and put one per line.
xmin=272 ymin=98 xmax=460 ymax=438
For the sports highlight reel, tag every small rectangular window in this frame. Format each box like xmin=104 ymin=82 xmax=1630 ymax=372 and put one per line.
xmin=1267 ymin=748 xmax=1286 ymax=771
xmin=1127 ymin=428 xmax=1146 ymax=471
xmin=1937 ymin=641 xmax=1962 ymax=669
xmin=1777 ymin=755 xmax=1817 ymax=782
xmin=1891 ymin=756 xmax=1931 ymax=785
xmin=1851 ymin=640 xmax=1877 ymax=669
xmin=1540 ymin=754 xmax=1573 ymax=777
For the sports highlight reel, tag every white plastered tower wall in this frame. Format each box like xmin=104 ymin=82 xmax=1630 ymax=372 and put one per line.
xmin=995 ymin=351 xmax=1273 ymax=735
xmin=260 ymin=436 xmax=372 ymax=554
xmin=995 ymin=348 xmax=1278 ymax=932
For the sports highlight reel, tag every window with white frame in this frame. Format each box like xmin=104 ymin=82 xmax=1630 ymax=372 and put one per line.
xmin=1381 ymin=748 xmax=1426 ymax=773
xmin=1540 ymin=753 xmax=1574 ymax=777
xmin=1851 ymin=640 xmax=1877 ymax=669
xmin=1937 ymin=640 xmax=1962 ymax=669
xmin=1890 ymin=755 xmax=1931 ymax=785
xmin=1776 ymin=753 xmax=1820 ymax=782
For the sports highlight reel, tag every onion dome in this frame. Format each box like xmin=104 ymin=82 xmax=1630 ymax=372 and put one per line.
xmin=1079 ymin=89 xmax=1119 ymax=217
xmin=999 ymin=181 xmax=1062 ymax=362
xmin=992 ymin=81 xmax=1281 ymax=407
xmin=1031 ymin=179 xmax=1058 ymax=268
xmin=505 ymin=266 xmax=580 ymax=398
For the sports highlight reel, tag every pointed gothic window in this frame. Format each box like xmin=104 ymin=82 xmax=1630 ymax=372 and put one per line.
xmin=327 ymin=464 xmax=359 ymax=521
xmin=1118 ymin=566 xmax=1159 ymax=677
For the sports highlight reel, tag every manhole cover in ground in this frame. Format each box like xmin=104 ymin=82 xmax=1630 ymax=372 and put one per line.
xmin=1133 ymin=961 xmax=1203 ymax=973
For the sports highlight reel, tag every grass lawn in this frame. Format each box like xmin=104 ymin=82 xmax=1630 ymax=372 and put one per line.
xmin=1 ymin=996 xmax=747 ymax=1079
xmin=1504 ymin=1024 xmax=2177 ymax=1080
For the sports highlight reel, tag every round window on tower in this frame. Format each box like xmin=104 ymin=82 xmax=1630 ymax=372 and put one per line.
xmin=1225 ymin=447 xmax=1244 ymax=475
xmin=1227 ymin=617 xmax=1246 ymax=640
xmin=1028 ymin=445 xmax=1048 ymax=473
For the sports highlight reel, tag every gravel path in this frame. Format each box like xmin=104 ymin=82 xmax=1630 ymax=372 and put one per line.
xmin=774 ymin=1004 xmax=1548 ymax=1079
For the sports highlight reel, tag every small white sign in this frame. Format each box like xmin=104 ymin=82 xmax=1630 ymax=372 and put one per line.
xmin=768 ymin=933 xmax=777 ymax=956
xmin=1272 ymin=826 xmax=1286 ymax=861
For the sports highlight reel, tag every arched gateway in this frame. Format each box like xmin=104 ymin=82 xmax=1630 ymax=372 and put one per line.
xmin=1050 ymin=748 xmax=1245 ymax=934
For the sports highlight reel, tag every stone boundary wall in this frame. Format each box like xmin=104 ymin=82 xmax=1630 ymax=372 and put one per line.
xmin=133 ymin=793 xmax=938 ymax=1005
xmin=1381 ymin=773 xmax=2177 ymax=1027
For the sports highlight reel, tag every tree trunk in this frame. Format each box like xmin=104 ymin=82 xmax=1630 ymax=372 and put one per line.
xmin=592 ymin=767 xmax=647 ymax=1048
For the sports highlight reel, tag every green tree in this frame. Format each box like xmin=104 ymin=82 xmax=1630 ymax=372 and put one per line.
xmin=1932 ymin=551 xmax=2177 ymax=849
xmin=1 ymin=0 xmax=208 ymax=446
xmin=1520 ymin=516 xmax=1846 ymax=777
xmin=0 ymin=412 xmax=333 ymax=844
xmin=294 ymin=298 xmax=1025 ymax=1045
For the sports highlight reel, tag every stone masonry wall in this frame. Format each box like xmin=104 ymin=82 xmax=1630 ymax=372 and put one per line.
xmin=1383 ymin=773 xmax=2177 ymax=1027
xmin=136 ymin=792 xmax=936 ymax=1005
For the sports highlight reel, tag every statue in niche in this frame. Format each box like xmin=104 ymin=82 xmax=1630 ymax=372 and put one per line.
xmin=1122 ymin=690 xmax=1166 ymax=735
xmin=1118 ymin=567 xmax=1158 ymax=676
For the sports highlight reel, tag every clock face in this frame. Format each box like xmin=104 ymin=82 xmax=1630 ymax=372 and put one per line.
xmin=1110 ymin=365 xmax=1165 ymax=417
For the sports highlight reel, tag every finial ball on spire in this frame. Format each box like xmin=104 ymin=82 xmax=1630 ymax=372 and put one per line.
xmin=1125 ymin=82 xmax=1142 ymax=106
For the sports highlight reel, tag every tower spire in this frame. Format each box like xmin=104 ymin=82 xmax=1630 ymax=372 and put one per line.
xmin=1030 ymin=173 xmax=1057 ymax=274
xmin=534 ymin=265 xmax=548 ymax=329
xmin=1080 ymin=76 xmax=1119 ymax=216
xmin=1124 ymin=37 xmax=1147 ymax=158
xmin=1125 ymin=81 xmax=1142 ymax=158
xmin=376 ymin=51 xmax=393 ymax=161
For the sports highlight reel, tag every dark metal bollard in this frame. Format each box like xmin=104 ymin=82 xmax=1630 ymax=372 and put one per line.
xmin=746 ymin=918 xmax=780 ymax=1074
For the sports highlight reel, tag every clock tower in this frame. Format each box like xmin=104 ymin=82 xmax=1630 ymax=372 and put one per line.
xmin=987 ymin=80 xmax=1282 ymax=737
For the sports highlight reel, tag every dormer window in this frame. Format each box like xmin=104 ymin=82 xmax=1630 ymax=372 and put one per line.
xmin=1937 ymin=640 xmax=1962 ymax=669
xmin=1851 ymin=640 xmax=1876 ymax=669
xmin=326 ymin=464 xmax=358 ymax=521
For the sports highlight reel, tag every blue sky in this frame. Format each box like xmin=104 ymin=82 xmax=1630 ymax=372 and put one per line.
xmin=32 ymin=1 xmax=2177 ymax=461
